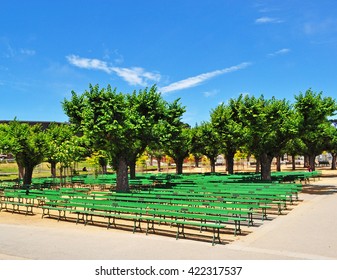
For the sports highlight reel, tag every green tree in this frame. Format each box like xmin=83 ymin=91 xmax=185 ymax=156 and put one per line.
xmin=54 ymin=136 xmax=87 ymax=185
xmin=211 ymin=102 xmax=244 ymax=174
xmin=157 ymin=99 xmax=188 ymax=174
xmin=0 ymin=120 xmax=48 ymax=185
xmin=164 ymin=125 xmax=190 ymax=174
xmin=146 ymin=146 xmax=165 ymax=171
xmin=45 ymin=123 xmax=75 ymax=177
xmin=125 ymin=87 xmax=167 ymax=179
xmin=325 ymin=120 xmax=337 ymax=170
xmin=189 ymin=124 xmax=204 ymax=168
xmin=232 ymin=94 xmax=297 ymax=180
xmin=63 ymin=84 xmax=183 ymax=192
xmin=284 ymin=138 xmax=306 ymax=170
xmin=294 ymin=89 xmax=337 ymax=170
xmin=198 ymin=122 xmax=221 ymax=173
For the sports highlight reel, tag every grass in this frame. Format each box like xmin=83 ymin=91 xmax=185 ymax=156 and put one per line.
xmin=0 ymin=161 xmax=155 ymax=182
xmin=0 ymin=162 xmax=51 ymax=181
xmin=1 ymin=160 xmax=322 ymax=183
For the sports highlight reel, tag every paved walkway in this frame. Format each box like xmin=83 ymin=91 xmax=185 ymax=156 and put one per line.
xmin=1 ymin=176 xmax=337 ymax=260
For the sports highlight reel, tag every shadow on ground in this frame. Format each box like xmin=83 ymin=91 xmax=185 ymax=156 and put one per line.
xmin=301 ymin=184 xmax=337 ymax=195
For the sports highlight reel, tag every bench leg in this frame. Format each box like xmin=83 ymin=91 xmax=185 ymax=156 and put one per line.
xmin=58 ymin=210 xmax=67 ymax=222
xmin=12 ymin=203 xmax=19 ymax=213
xmin=133 ymin=219 xmax=142 ymax=233
xmin=146 ymin=219 xmax=155 ymax=235
xmin=262 ymin=208 xmax=267 ymax=220
xmin=248 ymin=213 xmax=253 ymax=226
xmin=85 ymin=214 xmax=93 ymax=226
xmin=0 ymin=202 xmax=7 ymax=211
xmin=106 ymin=216 xmax=116 ymax=229
xmin=75 ymin=212 xmax=85 ymax=224
xmin=199 ymin=219 xmax=207 ymax=232
xmin=25 ymin=205 xmax=34 ymax=216
xmin=283 ymin=200 xmax=287 ymax=210
xmin=176 ymin=224 xmax=185 ymax=240
xmin=42 ymin=208 xmax=49 ymax=218
xmin=234 ymin=220 xmax=241 ymax=236
xmin=212 ymin=227 xmax=221 ymax=246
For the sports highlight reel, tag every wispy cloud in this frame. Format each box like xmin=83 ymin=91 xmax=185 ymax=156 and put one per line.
xmin=303 ymin=19 xmax=337 ymax=35
xmin=20 ymin=49 xmax=36 ymax=56
xmin=203 ymin=89 xmax=219 ymax=98
xmin=66 ymin=55 xmax=161 ymax=86
xmin=1 ymin=38 xmax=36 ymax=58
xmin=159 ymin=62 xmax=251 ymax=94
xmin=255 ymin=17 xmax=283 ymax=24
xmin=111 ymin=67 xmax=161 ymax=86
xmin=66 ymin=55 xmax=111 ymax=73
xmin=103 ymin=47 xmax=124 ymax=64
xmin=268 ymin=48 xmax=291 ymax=57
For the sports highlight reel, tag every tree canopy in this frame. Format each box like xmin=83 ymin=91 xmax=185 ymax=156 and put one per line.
xmin=62 ymin=84 xmax=185 ymax=191
xmin=230 ymin=94 xmax=298 ymax=180
xmin=1 ymin=86 xmax=337 ymax=186
xmin=211 ymin=101 xmax=245 ymax=174
xmin=0 ymin=120 xmax=48 ymax=185
xmin=294 ymin=89 xmax=337 ymax=170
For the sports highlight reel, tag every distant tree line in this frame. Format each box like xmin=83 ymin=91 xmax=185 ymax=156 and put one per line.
xmin=0 ymin=86 xmax=336 ymax=192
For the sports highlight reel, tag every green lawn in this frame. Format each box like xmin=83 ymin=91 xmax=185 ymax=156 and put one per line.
xmin=0 ymin=162 xmax=51 ymax=181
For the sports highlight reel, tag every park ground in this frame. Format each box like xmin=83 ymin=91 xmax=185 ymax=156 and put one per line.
xmin=0 ymin=169 xmax=337 ymax=260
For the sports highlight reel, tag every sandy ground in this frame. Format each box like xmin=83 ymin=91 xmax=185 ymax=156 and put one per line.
xmin=1 ymin=171 xmax=337 ymax=260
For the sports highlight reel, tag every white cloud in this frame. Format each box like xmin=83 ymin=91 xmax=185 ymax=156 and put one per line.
xmin=268 ymin=48 xmax=290 ymax=57
xmin=303 ymin=19 xmax=337 ymax=35
xmin=66 ymin=55 xmax=161 ymax=86
xmin=111 ymin=67 xmax=161 ymax=86
xmin=0 ymin=38 xmax=36 ymax=58
xmin=203 ymin=89 xmax=219 ymax=98
xmin=20 ymin=49 xmax=36 ymax=56
xmin=255 ymin=17 xmax=283 ymax=24
xmin=66 ymin=55 xmax=112 ymax=73
xmin=159 ymin=62 xmax=251 ymax=94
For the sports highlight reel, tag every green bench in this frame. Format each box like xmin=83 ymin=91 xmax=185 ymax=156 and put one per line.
xmin=58 ymin=199 xmax=228 ymax=245
xmin=0 ymin=192 xmax=35 ymax=215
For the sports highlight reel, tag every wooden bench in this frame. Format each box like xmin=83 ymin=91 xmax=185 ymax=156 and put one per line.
xmin=0 ymin=192 xmax=35 ymax=215
xmin=59 ymin=199 xmax=228 ymax=245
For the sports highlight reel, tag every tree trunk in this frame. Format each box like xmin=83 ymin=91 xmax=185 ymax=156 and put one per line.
xmin=175 ymin=158 xmax=184 ymax=174
xmin=255 ymin=158 xmax=260 ymax=173
xmin=194 ymin=155 xmax=201 ymax=168
xmin=292 ymin=154 xmax=296 ymax=170
xmin=100 ymin=163 xmax=107 ymax=174
xmin=50 ymin=162 xmax=57 ymax=178
xmin=116 ymin=157 xmax=129 ymax=193
xmin=210 ymin=157 xmax=216 ymax=173
xmin=23 ymin=164 xmax=34 ymax=185
xmin=59 ymin=166 xmax=65 ymax=187
xmin=308 ymin=154 xmax=316 ymax=171
xmin=260 ymin=153 xmax=273 ymax=181
xmin=129 ymin=158 xmax=136 ymax=179
xmin=304 ymin=155 xmax=309 ymax=169
xmin=331 ymin=153 xmax=337 ymax=170
xmin=276 ymin=156 xmax=281 ymax=172
xmin=17 ymin=163 xmax=25 ymax=182
xmin=225 ymin=151 xmax=235 ymax=174
xmin=156 ymin=157 xmax=161 ymax=172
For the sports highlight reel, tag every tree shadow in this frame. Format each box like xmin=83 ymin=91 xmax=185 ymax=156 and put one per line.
xmin=301 ymin=184 xmax=337 ymax=195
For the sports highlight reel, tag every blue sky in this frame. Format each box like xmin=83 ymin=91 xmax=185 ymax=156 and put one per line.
xmin=1 ymin=0 xmax=337 ymax=125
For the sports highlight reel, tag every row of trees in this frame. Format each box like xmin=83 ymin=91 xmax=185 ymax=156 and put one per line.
xmin=1 ymin=86 xmax=336 ymax=192
xmin=0 ymin=121 xmax=86 ymax=185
